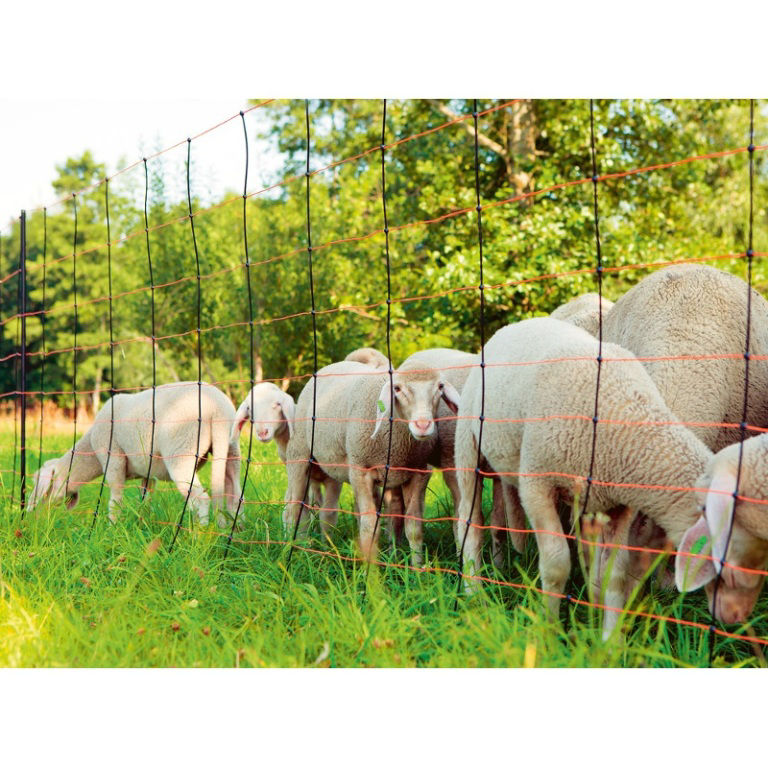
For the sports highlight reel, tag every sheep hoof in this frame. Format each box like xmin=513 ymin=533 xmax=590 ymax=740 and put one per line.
xmin=108 ymin=512 xmax=118 ymax=525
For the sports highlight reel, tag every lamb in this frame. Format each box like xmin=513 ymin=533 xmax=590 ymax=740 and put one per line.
xmin=676 ymin=432 xmax=768 ymax=624
xmin=231 ymin=381 xmax=342 ymax=536
xmin=284 ymin=359 xmax=461 ymax=563
xmin=550 ymin=292 xmax=615 ymax=338
xmin=27 ymin=382 xmax=242 ymax=528
xmin=454 ymin=317 xmax=712 ymax=639
xmin=601 ymin=264 xmax=768 ymax=452
xmin=398 ymin=347 xmax=528 ymax=563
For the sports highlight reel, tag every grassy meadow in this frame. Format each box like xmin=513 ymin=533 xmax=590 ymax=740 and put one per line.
xmin=1 ymin=426 xmax=766 ymax=668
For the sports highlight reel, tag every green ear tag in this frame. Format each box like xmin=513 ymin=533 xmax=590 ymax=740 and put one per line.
xmin=377 ymin=399 xmax=386 ymax=413
xmin=691 ymin=535 xmax=708 ymax=555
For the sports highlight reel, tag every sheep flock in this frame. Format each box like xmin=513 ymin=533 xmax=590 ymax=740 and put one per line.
xmin=26 ymin=263 xmax=768 ymax=640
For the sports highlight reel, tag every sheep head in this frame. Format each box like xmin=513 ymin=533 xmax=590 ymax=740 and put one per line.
xmin=26 ymin=454 xmax=80 ymax=512
xmin=233 ymin=382 xmax=295 ymax=444
xmin=371 ymin=359 xmax=461 ymax=441
xmin=675 ymin=462 xmax=768 ymax=624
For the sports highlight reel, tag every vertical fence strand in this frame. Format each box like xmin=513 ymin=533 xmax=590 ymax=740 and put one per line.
xmin=36 ymin=208 xmax=47 ymax=479
xmin=286 ymin=99 xmax=319 ymax=566
xmin=19 ymin=211 xmax=27 ymax=512
xmin=457 ymin=99 xmax=488 ymax=592
xmin=64 ymin=194 xmax=79 ymax=500
xmin=142 ymin=158 xmax=158 ymax=500
xmin=363 ymin=98 xmax=395 ymax=585
xmin=224 ymin=110 xmax=256 ymax=555
xmin=169 ymin=139 xmax=205 ymax=552
xmin=708 ymin=98 xmax=756 ymax=666
xmin=91 ymin=179 xmax=116 ymax=529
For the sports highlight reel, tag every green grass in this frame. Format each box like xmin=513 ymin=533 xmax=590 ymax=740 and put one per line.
xmin=1 ymin=428 xmax=765 ymax=667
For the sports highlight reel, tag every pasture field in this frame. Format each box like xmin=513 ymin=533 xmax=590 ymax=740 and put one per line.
xmin=0 ymin=427 xmax=766 ymax=668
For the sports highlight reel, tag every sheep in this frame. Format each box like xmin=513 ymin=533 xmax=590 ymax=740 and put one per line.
xmin=398 ymin=347 xmax=528 ymax=564
xmin=27 ymin=382 xmax=242 ymax=528
xmin=550 ymin=292 xmax=615 ymax=338
xmin=284 ymin=359 xmax=461 ymax=563
xmin=231 ymin=381 xmax=342 ymax=537
xmin=454 ymin=317 xmax=712 ymax=639
xmin=676 ymin=432 xmax=768 ymax=624
xmin=601 ymin=264 xmax=768 ymax=589
xmin=601 ymin=264 xmax=768 ymax=453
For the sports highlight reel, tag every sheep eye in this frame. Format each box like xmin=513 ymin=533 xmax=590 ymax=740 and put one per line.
xmin=438 ymin=382 xmax=444 ymax=390
xmin=394 ymin=385 xmax=401 ymax=393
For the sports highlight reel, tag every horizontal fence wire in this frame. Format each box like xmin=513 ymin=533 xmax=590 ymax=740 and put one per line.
xmin=2 ymin=99 xmax=767 ymax=663
xmin=13 ymin=481 xmax=768 ymax=581
xmin=1 ymin=251 xmax=767 ymax=363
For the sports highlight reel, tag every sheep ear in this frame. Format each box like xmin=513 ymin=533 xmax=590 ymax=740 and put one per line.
xmin=705 ymin=465 xmax=738 ymax=575
xmin=278 ymin=390 xmax=296 ymax=438
xmin=371 ymin=381 xmax=392 ymax=439
xmin=231 ymin=398 xmax=251 ymax=443
xmin=675 ymin=515 xmax=717 ymax=592
xmin=440 ymin=381 xmax=461 ymax=415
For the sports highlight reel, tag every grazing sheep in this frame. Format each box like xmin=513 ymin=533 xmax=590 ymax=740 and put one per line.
xmin=345 ymin=347 xmax=390 ymax=369
xmin=550 ymin=292 xmax=615 ymax=338
xmin=602 ymin=264 xmax=768 ymax=452
xmin=232 ymin=381 xmax=342 ymax=537
xmin=455 ymin=318 xmax=712 ymax=639
xmin=27 ymin=382 xmax=242 ymax=528
xmin=676 ymin=432 xmax=768 ymax=624
xmin=399 ymin=347 xmax=528 ymax=563
xmin=601 ymin=264 xmax=768 ymax=590
xmin=284 ymin=359 xmax=461 ymax=563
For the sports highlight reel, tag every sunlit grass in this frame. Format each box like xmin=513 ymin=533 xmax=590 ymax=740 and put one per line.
xmin=0 ymin=428 xmax=765 ymax=667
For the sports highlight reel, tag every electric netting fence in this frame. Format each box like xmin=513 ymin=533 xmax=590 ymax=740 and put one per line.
xmin=1 ymin=99 xmax=766 ymax=664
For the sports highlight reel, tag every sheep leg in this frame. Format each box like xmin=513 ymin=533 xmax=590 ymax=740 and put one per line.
xmin=383 ymin=487 xmax=405 ymax=554
xmin=593 ymin=506 xmax=634 ymax=641
xmin=282 ymin=462 xmax=311 ymax=540
xmin=403 ymin=471 xmax=430 ymax=567
xmin=350 ymin=468 xmax=380 ymax=561
xmin=219 ymin=450 xmax=244 ymax=530
xmin=519 ymin=479 xmax=570 ymax=623
xmin=490 ymin=478 xmax=507 ymax=569
xmin=443 ymin=468 xmax=461 ymax=543
xmin=501 ymin=481 xmax=528 ymax=555
xmin=319 ymin=478 xmax=342 ymax=539
xmin=310 ymin=479 xmax=325 ymax=514
xmin=106 ymin=451 xmax=127 ymax=524
xmin=168 ymin=458 xmax=211 ymax=526
xmin=456 ymin=468 xmax=485 ymax=594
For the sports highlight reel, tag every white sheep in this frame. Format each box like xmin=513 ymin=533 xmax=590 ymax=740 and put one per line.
xmin=27 ymin=382 xmax=242 ymax=528
xmin=284 ymin=359 xmax=461 ymax=563
xmin=601 ymin=264 xmax=768 ymax=590
xmin=454 ymin=318 xmax=712 ymax=639
xmin=676 ymin=432 xmax=768 ymax=624
xmin=550 ymin=292 xmax=615 ymax=338
xmin=602 ymin=264 xmax=768 ymax=452
xmin=231 ymin=380 xmax=342 ymax=536
xmin=398 ymin=347 xmax=528 ymax=564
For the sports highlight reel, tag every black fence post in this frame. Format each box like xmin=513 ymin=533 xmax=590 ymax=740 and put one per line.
xmin=19 ymin=209 xmax=27 ymax=512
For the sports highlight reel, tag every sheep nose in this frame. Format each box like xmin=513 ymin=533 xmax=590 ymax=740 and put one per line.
xmin=414 ymin=419 xmax=432 ymax=433
xmin=258 ymin=428 xmax=269 ymax=440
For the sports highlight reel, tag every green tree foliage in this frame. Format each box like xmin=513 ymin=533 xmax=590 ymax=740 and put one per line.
xmin=0 ymin=100 xmax=765 ymax=412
